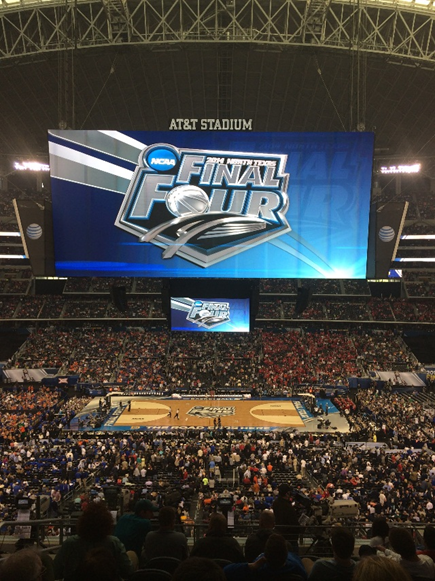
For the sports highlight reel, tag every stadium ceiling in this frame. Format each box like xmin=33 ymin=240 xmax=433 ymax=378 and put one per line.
xmin=1 ymin=0 xmax=435 ymax=165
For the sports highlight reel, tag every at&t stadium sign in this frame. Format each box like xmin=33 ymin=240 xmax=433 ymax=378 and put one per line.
xmin=169 ymin=118 xmax=253 ymax=130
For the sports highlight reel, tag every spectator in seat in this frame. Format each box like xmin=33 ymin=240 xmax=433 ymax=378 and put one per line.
xmin=190 ymin=512 xmax=244 ymax=563
xmin=244 ymin=509 xmax=276 ymax=563
xmin=272 ymin=483 xmax=300 ymax=553
xmin=388 ymin=527 xmax=435 ymax=581
xmin=113 ymin=498 xmax=158 ymax=560
xmin=417 ymin=525 xmax=435 ymax=562
xmin=75 ymin=547 xmax=121 ymax=581
xmin=173 ymin=557 xmax=225 ymax=581
xmin=224 ymin=533 xmax=307 ymax=580
xmin=304 ymin=526 xmax=356 ymax=581
xmin=53 ymin=502 xmax=134 ymax=581
xmin=0 ymin=548 xmax=47 ymax=581
xmin=370 ymin=516 xmax=391 ymax=549
xmin=353 ymin=555 xmax=412 ymax=581
xmin=142 ymin=505 xmax=188 ymax=564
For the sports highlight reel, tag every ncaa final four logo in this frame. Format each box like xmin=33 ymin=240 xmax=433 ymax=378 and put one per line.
xmin=115 ymin=143 xmax=291 ymax=267
xmin=187 ymin=406 xmax=235 ymax=418
xmin=186 ymin=300 xmax=230 ymax=329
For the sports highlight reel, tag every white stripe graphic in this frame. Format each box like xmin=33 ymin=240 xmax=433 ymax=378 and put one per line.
xmin=396 ymin=257 xmax=435 ymax=262
xmin=48 ymin=142 xmax=134 ymax=181
xmin=401 ymin=235 xmax=435 ymax=240
xmin=98 ymin=130 xmax=146 ymax=151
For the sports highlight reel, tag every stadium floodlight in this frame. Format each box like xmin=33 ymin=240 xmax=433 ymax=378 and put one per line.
xmin=380 ymin=163 xmax=421 ymax=174
xmin=0 ymin=254 xmax=26 ymax=259
xmin=0 ymin=232 xmax=21 ymax=237
xmin=14 ymin=161 xmax=50 ymax=172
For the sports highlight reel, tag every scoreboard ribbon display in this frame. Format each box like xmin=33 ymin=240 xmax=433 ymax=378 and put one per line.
xmin=48 ymin=130 xmax=374 ymax=279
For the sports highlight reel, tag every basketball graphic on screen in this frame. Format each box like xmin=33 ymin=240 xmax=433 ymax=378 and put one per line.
xmin=198 ymin=309 xmax=211 ymax=319
xmin=166 ymin=185 xmax=210 ymax=217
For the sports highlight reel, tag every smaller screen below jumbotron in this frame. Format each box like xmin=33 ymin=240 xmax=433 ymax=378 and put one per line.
xmin=170 ymin=297 xmax=250 ymax=332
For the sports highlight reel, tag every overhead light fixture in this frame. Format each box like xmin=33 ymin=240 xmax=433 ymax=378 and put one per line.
xmin=380 ymin=163 xmax=421 ymax=174
xmin=14 ymin=161 xmax=50 ymax=172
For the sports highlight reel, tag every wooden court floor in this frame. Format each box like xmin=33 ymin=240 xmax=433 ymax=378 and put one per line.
xmin=114 ymin=398 xmax=305 ymax=429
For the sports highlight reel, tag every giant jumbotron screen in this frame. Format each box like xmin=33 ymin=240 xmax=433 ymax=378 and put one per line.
xmin=48 ymin=130 xmax=374 ymax=278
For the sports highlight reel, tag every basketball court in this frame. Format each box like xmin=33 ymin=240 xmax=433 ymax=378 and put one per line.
xmin=74 ymin=396 xmax=349 ymax=433
xmin=115 ymin=399 xmax=304 ymax=429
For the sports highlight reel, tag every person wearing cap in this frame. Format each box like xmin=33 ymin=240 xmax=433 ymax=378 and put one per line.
xmin=272 ymin=484 xmax=300 ymax=554
xmin=113 ymin=499 xmax=159 ymax=559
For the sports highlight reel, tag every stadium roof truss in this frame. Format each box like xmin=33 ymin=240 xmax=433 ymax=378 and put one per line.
xmin=1 ymin=0 xmax=435 ymax=65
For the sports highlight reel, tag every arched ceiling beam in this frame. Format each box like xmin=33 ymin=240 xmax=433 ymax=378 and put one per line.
xmin=0 ymin=0 xmax=435 ymax=67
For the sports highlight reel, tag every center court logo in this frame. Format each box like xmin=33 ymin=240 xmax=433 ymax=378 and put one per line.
xmin=187 ymin=406 xmax=235 ymax=418
xmin=115 ymin=143 xmax=291 ymax=267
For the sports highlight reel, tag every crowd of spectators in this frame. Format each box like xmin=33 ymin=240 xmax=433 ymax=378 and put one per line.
xmin=1 ymin=279 xmax=31 ymax=294
xmin=5 ymin=327 xmax=420 ymax=389
xmin=259 ymin=279 xmax=296 ymax=293
xmin=352 ymin=330 xmax=418 ymax=371
xmin=407 ymin=282 xmax=430 ymax=297
xmin=0 ymin=384 xmax=435 ymax=530
xmin=0 ymin=373 xmax=435 ymax=581
xmin=368 ymin=298 xmax=395 ymax=321
xmin=3 ymin=289 xmax=435 ymax=326
xmin=0 ymin=298 xmax=20 ymax=319
xmin=324 ymin=302 xmax=370 ymax=321
xmin=345 ymin=279 xmax=370 ymax=294
xmin=390 ymin=299 xmax=418 ymax=322
xmin=13 ymin=329 xmax=75 ymax=369
xmin=413 ymin=302 xmax=435 ymax=323
xmin=258 ymin=301 xmax=283 ymax=319
xmin=402 ymin=222 xmax=434 ymax=236
xmin=415 ymin=191 xmax=435 ymax=220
